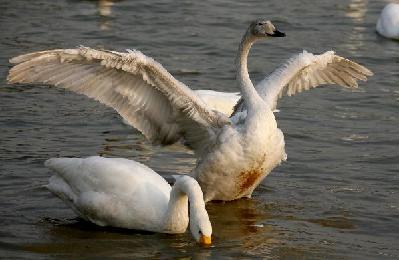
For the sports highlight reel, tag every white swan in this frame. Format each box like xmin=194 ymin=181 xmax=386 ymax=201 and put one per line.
xmin=376 ymin=3 xmax=399 ymax=40
xmin=45 ymin=156 xmax=212 ymax=245
xmin=8 ymin=19 xmax=372 ymax=202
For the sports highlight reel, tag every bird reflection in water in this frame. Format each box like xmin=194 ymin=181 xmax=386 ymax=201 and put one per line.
xmin=25 ymin=218 xmax=165 ymax=257
xmin=80 ymin=0 xmax=122 ymax=30
xmin=97 ymin=0 xmax=117 ymax=30
xmin=206 ymin=198 xmax=280 ymax=256
xmin=343 ymin=0 xmax=368 ymax=55
xmin=98 ymin=0 xmax=115 ymax=16
xmin=346 ymin=0 xmax=368 ymax=22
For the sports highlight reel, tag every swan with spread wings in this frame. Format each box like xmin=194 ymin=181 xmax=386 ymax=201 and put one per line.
xmin=7 ymin=19 xmax=372 ymax=202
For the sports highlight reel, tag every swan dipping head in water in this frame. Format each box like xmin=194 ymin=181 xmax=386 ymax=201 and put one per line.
xmin=45 ymin=156 xmax=212 ymax=245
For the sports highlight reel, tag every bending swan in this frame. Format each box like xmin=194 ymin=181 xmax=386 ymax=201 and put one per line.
xmin=8 ymin=19 xmax=373 ymax=202
xmin=45 ymin=156 xmax=212 ymax=245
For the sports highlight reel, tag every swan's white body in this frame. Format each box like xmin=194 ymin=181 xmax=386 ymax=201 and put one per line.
xmin=45 ymin=156 xmax=212 ymax=244
xmin=195 ymin=90 xmax=240 ymax=116
xmin=376 ymin=3 xmax=399 ymax=40
xmin=8 ymin=20 xmax=372 ymax=202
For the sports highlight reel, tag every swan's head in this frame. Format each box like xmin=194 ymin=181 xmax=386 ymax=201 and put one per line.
xmin=190 ymin=206 xmax=212 ymax=246
xmin=173 ymin=175 xmax=212 ymax=245
xmin=176 ymin=176 xmax=212 ymax=245
xmin=249 ymin=19 xmax=285 ymax=38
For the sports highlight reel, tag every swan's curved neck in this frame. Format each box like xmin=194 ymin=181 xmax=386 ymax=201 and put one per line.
xmin=236 ymin=32 xmax=263 ymax=109
xmin=161 ymin=178 xmax=204 ymax=233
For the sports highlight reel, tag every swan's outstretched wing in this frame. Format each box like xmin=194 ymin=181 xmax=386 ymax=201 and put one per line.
xmin=233 ymin=50 xmax=373 ymax=113
xmin=8 ymin=47 xmax=228 ymax=154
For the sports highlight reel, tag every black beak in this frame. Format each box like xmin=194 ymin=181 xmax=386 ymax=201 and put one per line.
xmin=268 ymin=30 xmax=285 ymax=37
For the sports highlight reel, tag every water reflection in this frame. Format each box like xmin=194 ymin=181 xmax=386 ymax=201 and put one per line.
xmin=79 ymin=0 xmax=122 ymax=30
xmin=346 ymin=0 xmax=368 ymax=22
xmin=97 ymin=0 xmax=121 ymax=30
xmin=26 ymin=217 xmax=189 ymax=257
xmin=342 ymin=0 xmax=368 ymax=54
xmin=98 ymin=0 xmax=116 ymax=17
xmin=98 ymin=133 xmax=154 ymax=161
xmin=207 ymin=199 xmax=280 ymax=257
xmin=20 ymin=192 xmax=357 ymax=258
xmin=21 ymin=198 xmax=280 ymax=258
xmin=307 ymin=216 xmax=355 ymax=229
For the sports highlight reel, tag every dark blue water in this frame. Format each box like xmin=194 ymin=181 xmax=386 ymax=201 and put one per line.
xmin=1 ymin=0 xmax=398 ymax=258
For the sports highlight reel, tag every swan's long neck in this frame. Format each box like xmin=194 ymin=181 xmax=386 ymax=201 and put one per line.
xmin=161 ymin=177 xmax=205 ymax=233
xmin=236 ymin=32 xmax=263 ymax=110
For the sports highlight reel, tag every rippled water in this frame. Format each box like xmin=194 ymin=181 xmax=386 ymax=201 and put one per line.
xmin=1 ymin=0 xmax=398 ymax=258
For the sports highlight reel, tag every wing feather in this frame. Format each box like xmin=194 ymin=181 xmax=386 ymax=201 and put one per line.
xmin=8 ymin=47 xmax=228 ymax=154
xmin=232 ymin=50 xmax=372 ymax=114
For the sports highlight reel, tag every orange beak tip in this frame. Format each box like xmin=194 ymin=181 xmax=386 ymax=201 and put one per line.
xmin=199 ymin=235 xmax=212 ymax=246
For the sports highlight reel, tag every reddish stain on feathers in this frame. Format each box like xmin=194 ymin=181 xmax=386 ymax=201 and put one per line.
xmin=238 ymin=168 xmax=263 ymax=195
xmin=237 ymin=153 xmax=267 ymax=196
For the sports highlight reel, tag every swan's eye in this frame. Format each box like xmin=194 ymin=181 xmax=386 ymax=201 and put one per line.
xmin=199 ymin=230 xmax=203 ymax=235
xmin=258 ymin=22 xmax=263 ymax=26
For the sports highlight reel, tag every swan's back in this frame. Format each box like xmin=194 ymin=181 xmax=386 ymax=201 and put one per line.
xmin=45 ymin=156 xmax=172 ymax=230
xmin=195 ymin=90 xmax=240 ymax=116
xmin=376 ymin=3 xmax=399 ymax=39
